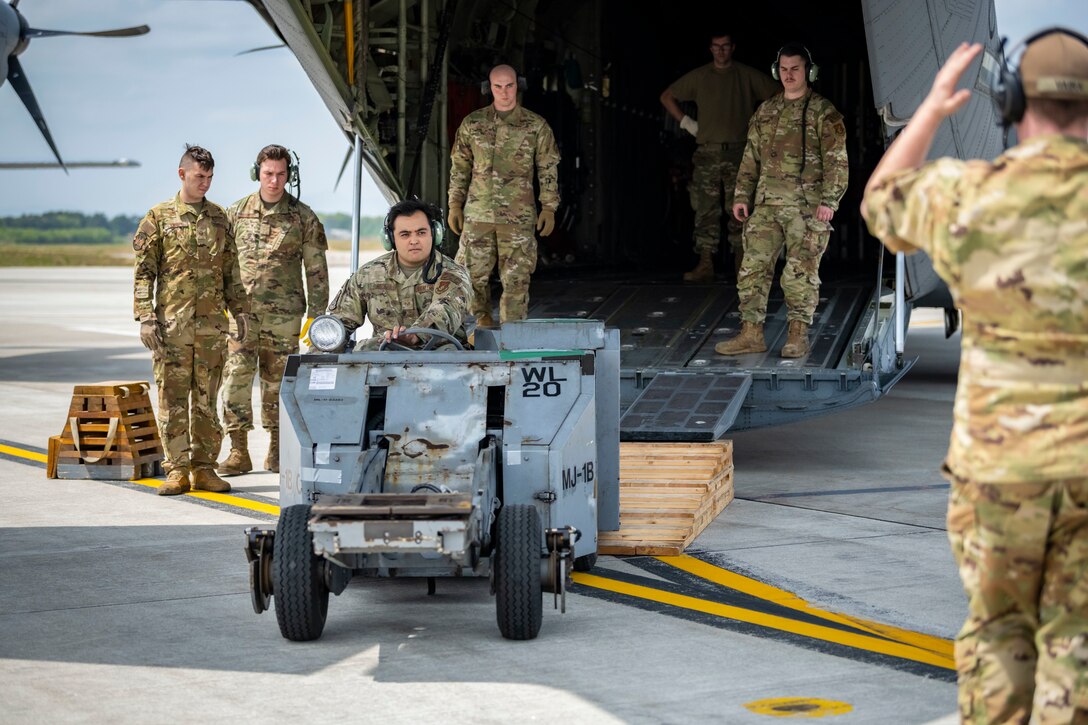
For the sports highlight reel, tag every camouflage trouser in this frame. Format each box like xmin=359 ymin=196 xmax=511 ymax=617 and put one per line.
xmin=221 ymin=312 xmax=300 ymax=434
xmin=153 ymin=334 xmax=226 ymax=472
xmin=947 ymin=477 xmax=1088 ymax=724
xmin=691 ymin=142 xmax=745 ymax=255
xmin=738 ymin=204 xmax=831 ymax=325
xmin=456 ymin=220 xmax=537 ymax=322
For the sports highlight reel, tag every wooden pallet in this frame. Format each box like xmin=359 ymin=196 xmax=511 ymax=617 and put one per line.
xmin=598 ymin=440 xmax=734 ymax=556
xmin=48 ymin=381 xmax=164 ymax=481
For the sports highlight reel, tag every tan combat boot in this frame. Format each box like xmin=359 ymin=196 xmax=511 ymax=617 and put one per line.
xmin=217 ymin=430 xmax=251 ymax=476
xmin=714 ymin=322 xmax=767 ymax=355
xmin=683 ymin=249 xmax=714 ymax=283
xmin=781 ymin=320 xmax=811 ymax=359
xmin=157 ymin=467 xmax=190 ymax=496
xmin=264 ymin=434 xmax=279 ymax=473
xmin=475 ymin=313 xmax=496 ymax=329
xmin=191 ymin=467 xmax=232 ymax=493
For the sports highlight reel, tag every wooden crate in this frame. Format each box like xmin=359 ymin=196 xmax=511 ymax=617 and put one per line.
xmin=49 ymin=381 xmax=164 ymax=481
xmin=598 ymin=440 xmax=734 ymax=556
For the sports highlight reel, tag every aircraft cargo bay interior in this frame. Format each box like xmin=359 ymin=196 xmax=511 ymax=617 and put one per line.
xmin=232 ymin=0 xmax=1003 ymax=434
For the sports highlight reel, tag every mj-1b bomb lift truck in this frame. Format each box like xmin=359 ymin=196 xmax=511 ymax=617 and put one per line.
xmin=244 ymin=318 xmax=620 ymax=641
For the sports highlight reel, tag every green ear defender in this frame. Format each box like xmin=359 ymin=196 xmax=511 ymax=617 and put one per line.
xmin=381 ymin=202 xmax=445 ymax=251
xmin=771 ymin=44 xmax=819 ymax=83
xmin=250 ymin=153 xmax=299 ymax=184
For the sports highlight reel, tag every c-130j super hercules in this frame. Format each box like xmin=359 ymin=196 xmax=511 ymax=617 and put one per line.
xmin=0 ymin=1 xmax=147 ymax=171
xmin=239 ymin=0 xmax=1007 ymax=441
xmin=235 ymin=0 xmax=1009 ymax=641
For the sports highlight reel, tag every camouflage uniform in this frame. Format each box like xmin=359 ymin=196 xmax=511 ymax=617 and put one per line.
xmin=734 ymin=90 xmax=848 ymax=323
xmin=221 ymin=192 xmax=328 ymax=437
xmin=133 ymin=195 xmax=249 ymax=474
xmin=669 ymin=62 xmax=779 ymax=255
xmin=449 ymin=105 xmax=560 ymax=322
xmin=863 ymin=134 xmax=1088 ymax=724
xmin=328 ymin=250 xmax=473 ymax=351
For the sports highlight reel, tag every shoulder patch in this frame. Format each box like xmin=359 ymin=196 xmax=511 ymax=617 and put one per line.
xmin=133 ymin=231 xmax=151 ymax=251
xmin=435 ymin=279 xmax=451 ymax=295
xmin=832 ymin=119 xmax=846 ymax=137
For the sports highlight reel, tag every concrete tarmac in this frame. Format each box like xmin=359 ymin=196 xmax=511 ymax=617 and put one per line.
xmin=0 ymin=268 xmax=964 ymax=723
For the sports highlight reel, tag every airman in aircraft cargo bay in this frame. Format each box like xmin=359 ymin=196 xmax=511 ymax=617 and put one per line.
xmin=329 ymin=199 xmax=472 ymax=351
xmin=862 ymin=30 xmax=1088 ymax=725
xmin=660 ymin=31 xmax=779 ymax=283
xmin=716 ymin=42 xmax=849 ymax=359
xmin=218 ymin=145 xmax=329 ymax=477
xmin=132 ymin=145 xmax=250 ymax=496
xmin=447 ymin=64 xmax=560 ymax=328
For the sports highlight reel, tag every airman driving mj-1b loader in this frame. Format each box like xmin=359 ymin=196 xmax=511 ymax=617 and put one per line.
xmin=244 ymin=318 xmax=620 ymax=641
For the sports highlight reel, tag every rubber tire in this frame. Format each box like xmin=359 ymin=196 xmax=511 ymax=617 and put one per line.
xmin=573 ymin=552 xmax=598 ymax=572
xmin=495 ymin=504 xmax=543 ymax=640
xmin=273 ymin=504 xmax=329 ymax=641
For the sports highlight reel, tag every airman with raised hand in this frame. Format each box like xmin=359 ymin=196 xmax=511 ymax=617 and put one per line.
xmin=861 ymin=30 xmax=1088 ymax=723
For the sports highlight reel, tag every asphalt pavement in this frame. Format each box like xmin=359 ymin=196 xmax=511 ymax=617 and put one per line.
xmin=0 ymin=267 xmax=965 ymax=724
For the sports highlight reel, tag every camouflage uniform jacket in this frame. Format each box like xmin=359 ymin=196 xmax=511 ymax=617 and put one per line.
xmin=328 ymin=251 xmax=473 ymax=351
xmin=133 ymin=194 xmax=249 ymax=339
xmin=448 ymin=105 xmax=560 ymax=225
xmin=226 ymin=192 xmax=329 ymax=318
xmin=735 ymin=90 xmax=849 ymax=209
xmin=862 ymin=134 xmax=1088 ymax=484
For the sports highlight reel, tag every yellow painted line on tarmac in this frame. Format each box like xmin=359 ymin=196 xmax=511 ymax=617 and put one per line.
xmin=659 ymin=554 xmax=953 ymax=659
xmin=125 ymin=476 xmax=281 ymax=516
xmin=3 ymin=438 xmax=951 ymax=667
xmin=1 ymin=440 xmax=279 ymax=517
xmin=0 ymin=442 xmax=47 ymax=463
xmin=571 ymin=571 xmax=955 ymax=670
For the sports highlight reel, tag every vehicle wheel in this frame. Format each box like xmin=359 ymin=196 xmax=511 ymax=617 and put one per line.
xmin=273 ymin=504 xmax=329 ymax=641
xmin=495 ymin=504 xmax=543 ymax=640
xmin=573 ymin=552 xmax=598 ymax=572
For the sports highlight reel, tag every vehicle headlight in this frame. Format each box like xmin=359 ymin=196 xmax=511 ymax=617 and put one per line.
xmin=308 ymin=314 xmax=347 ymax=352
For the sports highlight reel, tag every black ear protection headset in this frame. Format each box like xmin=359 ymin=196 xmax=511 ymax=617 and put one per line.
xmin=250 ymin=150 xmax=300 ymax=185
xmin=993 ymin=26 xmax=1088 ymax=126
xmin=381 ymin=200 xmax=445 ymax=284
xmin=480 ymin=67 xmax=529 ymax=94
xmin=771 ymin=44 xmax=819 ymax=83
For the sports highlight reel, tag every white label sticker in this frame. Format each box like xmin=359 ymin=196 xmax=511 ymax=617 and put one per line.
xmin=309 ymin=367 xmax=337 ymax=390
xmin=506 ymin=449 xmax=522 ymax=466
xmin=302 ymin=467 xmax=343 ymax=484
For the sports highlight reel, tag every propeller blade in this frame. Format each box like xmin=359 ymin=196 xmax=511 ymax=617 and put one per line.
xmin=25 ymin=24 xmax=150 ymax=39
xmin=334 ymin=145 xmax=353 ymax=191
xmin=6 ymin=56 xmax=66 ymax=172
xmin=235 ymin=43 xmax=285 ymax=57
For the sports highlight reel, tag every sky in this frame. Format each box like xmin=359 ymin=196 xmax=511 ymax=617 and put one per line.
xmin=0 ymin=0 xmax=1084 ymax=219
xmin=0 ymin=0 xmax=386 ymax=218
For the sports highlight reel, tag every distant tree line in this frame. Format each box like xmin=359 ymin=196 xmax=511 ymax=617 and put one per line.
xmin=0 ymin=212 xmax=140 ymax=245
xmin=0 ymin=210 xmax=382 ymax=245
xmin=317 ymin=212 xmax=383 ymax=239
